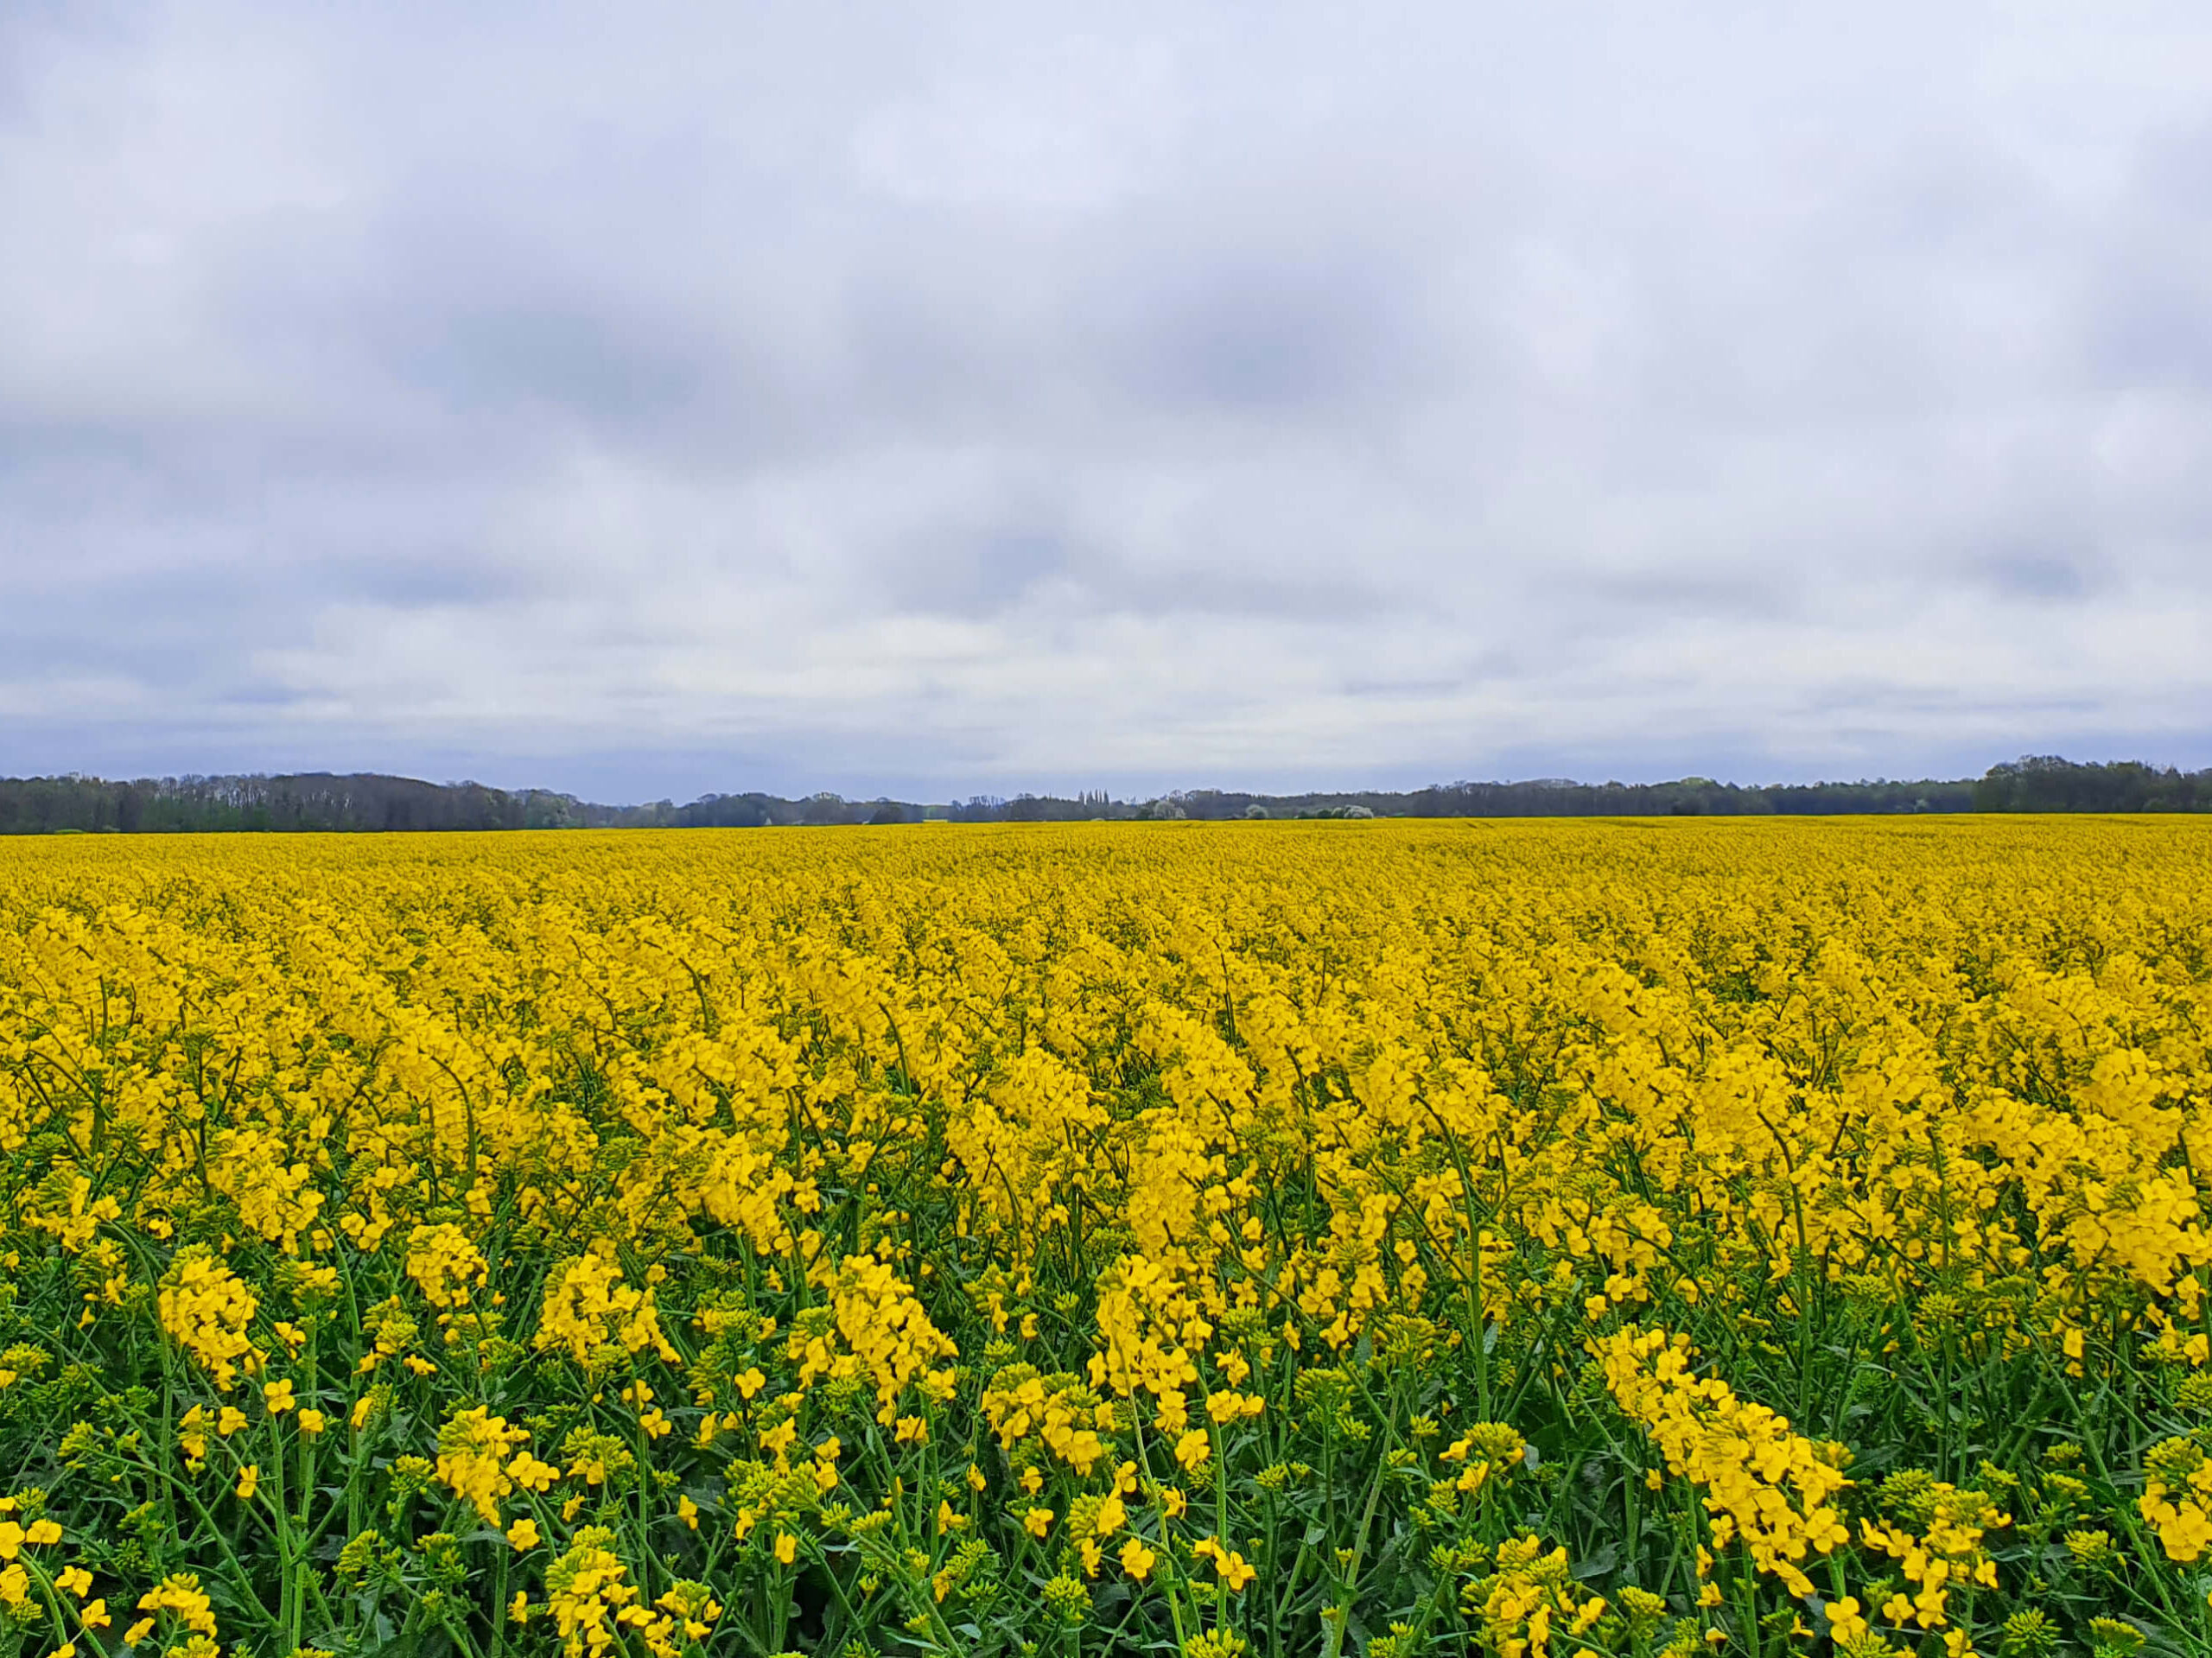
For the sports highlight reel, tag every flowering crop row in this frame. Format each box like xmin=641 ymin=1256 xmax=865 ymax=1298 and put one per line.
xmin=1 ymin=818 xmax=2209 ymax=1658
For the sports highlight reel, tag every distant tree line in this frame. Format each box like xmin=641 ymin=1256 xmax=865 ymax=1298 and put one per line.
xmin=1141 ymin=776 xmax=1986 ymax=819
xmin=1969 ymin=755 xmax=2212 ymax=813
xmin=0 ymin=772 xmax=537 ymax=835
xmin=1 ymin=756 xmax=2204 ymax=834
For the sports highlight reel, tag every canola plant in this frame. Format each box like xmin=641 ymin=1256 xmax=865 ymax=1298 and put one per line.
xmin=1 ymin=818 xmax=2209 ymax=1658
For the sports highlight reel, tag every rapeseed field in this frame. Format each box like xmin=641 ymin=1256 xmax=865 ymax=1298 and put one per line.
xmin=2 ymin=819 xmax=2209 ymax=1658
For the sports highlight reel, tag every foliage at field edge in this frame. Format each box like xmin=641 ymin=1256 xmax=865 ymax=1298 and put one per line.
xmin=2 ymin=819 xmax=2210 ymax=1658
xmin=12 ymin=750 xmax=2212 ymax=835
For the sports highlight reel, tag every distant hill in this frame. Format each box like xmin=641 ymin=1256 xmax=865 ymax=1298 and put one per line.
xmin=0 ymin=755 xmax=2203 ymax=834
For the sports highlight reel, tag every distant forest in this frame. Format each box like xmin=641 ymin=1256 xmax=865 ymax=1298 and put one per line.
xmin=0 ymin=754 xmax=2206 ymax=835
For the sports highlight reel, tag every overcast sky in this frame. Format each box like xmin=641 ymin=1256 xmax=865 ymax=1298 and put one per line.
xmin=5 ymin=3 xmax=2210 ymax=802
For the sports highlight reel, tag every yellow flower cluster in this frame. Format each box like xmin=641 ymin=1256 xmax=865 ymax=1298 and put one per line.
xmin=405 ymin=1222 xmax=489 ymax=1310
xmin=533 ymin=1253 xmax=679 ymax=1368
xmin=435 ymin=1406 xmax=532 ymax=1524
xmin=0 ymin=1509 xmax=64 ymax=1609
xmin=1597 ymin=1326 xmax=1851 ymax=1596
xmin=1459 ymin=1537 xmax=1609 ymax=1658
xmin=2140 ymin=1437 xmax=2212 ymax=1561
xmin=982 ymin=1366 xmax=1109 ymax=1474
xmin=156 ymin=1251 xmax=264 ymax=1389
xmin=128 ymin=1573 xmax=217 ymax=1645
xmin=539 ymin=1528 xmax=639 ymax=1656
xmin=826 ymin=1253 xmax=959 ymax=1419
xmin=1860 ymin=1479 xmax=2006 ymax=1630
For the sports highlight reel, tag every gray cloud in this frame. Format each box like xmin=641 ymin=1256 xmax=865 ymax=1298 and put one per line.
xmin=1976 ymin=549 xmax=2101 ymax=603
xmin=3 ymin=1 xmax=2211 ymax=799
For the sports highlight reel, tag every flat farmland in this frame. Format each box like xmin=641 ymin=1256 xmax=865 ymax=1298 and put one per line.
xmin=3 ymin=819 xmax=2209 ymax=1658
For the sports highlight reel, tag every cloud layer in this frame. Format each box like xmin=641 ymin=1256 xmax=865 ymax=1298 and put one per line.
xmin=6 ymin=2 xmax=2210 ymax=801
